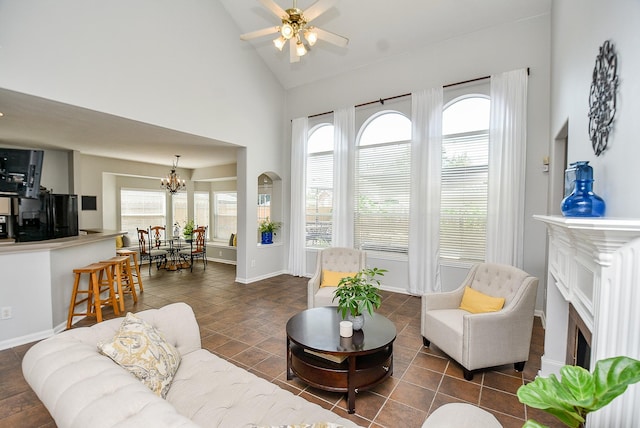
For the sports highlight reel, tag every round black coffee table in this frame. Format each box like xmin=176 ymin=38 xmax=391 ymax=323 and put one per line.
xmin=286 ymin=307 xmax=396 ymax=414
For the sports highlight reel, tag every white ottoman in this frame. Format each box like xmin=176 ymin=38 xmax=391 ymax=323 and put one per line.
xmin=422 ymin=403 xmax=503 ymax=428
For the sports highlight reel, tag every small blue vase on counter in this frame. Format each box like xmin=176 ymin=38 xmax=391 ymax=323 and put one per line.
xmin=561 ymin=161 xmax=606 ymax=217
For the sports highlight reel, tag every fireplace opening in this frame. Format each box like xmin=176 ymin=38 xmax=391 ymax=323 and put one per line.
xmin=567 ymin=304 xmax=592 ymax=370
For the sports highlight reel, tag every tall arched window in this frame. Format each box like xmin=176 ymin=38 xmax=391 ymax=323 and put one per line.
xmin=440 ymin=96 xmax=490 ymax=262
xmin=306 ymin=124 xmax=334 ymax=247
xmin=355 ymin=111 xmax=411 ymax=254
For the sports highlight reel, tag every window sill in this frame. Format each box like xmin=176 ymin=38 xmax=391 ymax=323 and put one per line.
xmin=257 ymin=242 xmax=283 ymax=248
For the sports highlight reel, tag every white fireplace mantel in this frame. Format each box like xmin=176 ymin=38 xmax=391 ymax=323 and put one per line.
xmin=535 ymin=215 xmax=640 ymax=427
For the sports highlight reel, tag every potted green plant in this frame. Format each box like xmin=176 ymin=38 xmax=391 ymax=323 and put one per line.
xmin=183 ymin=220 xmax=195 ymax=241
xmin=259 ymin=217 xmax=281 ymax=244
xmin=332 ymin=267 xmax=386 ymax=330
xmin=517 ymin=356 xmax=640 ymax=428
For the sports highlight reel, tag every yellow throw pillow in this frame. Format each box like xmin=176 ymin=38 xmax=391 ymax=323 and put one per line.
xmin=98 ymin=313 xmax=181 ymax=398
xmin=459 ymin=286 xmax=505 ymax=314
xmin=320 ymin=269 xmax=357 ymax=287
xmin=115 ymin=235 xmax=124 ymax=249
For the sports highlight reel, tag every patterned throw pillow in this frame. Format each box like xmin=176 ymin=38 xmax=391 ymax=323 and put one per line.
xmin=98 ymin=312 xmax=181 ymax=398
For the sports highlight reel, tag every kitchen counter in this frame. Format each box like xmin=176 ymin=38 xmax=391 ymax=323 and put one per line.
xmin=0 ymin=231 xmax=121 ymax=350
xmin=0 ymin=230 xmax=123 ymax=253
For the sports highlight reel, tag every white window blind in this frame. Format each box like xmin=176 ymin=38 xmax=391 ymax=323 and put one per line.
xmin=194 ymin=191 xmax=210 ymax=239
xmin=120 ymin=189 xmax=166 ymax=238
xmin=305 ymin=124 xmax=334 ymax=248
xmin=440 ymin=131 xmax=489 ymax=261
xmin=306 ymin=151 xmax=333 ymax=247
xmin=354 ymin=140 xmax=411 ymax=254
xmin=354 ymin=112 xmax=411 ymax=254
xmin=214 ymin=192 xmax=236 ymax=241
xmin=172 ymin=193 xmax=187 ymax=230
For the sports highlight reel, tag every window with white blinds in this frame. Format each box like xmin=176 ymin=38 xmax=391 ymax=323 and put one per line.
xmin=194 ymin=191 xmax=210 ymax=238
xmin=440 ymin=96 xmax=490 ymax=262
xmin=214 ymin=192 xmax=236 ymax=241
xmin=172 ymin=193 xmax=187 ymax=230
xmin=354 ymin=112 xmax=411 ymax=254
xmin=306 ymin=124 xmax=334 ymax=248
xmin=120 ymin=189 xmax=166 ymax=238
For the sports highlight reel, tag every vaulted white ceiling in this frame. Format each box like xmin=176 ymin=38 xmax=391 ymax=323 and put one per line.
xmin=0 ymin=0 xmax=551 ymax=170
xmin=219 ymin=0 xmax=551 ymax=89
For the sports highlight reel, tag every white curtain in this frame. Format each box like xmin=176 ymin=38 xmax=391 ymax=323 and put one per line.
xmin=486 ymin=69 xmax=528 ymax=267
xmin=288 ymin=117 xmax=308 ymax=276
xmin=332 ymin=107 xmax=355 ymax=248
xmin=408 ymin=88 xmax=443 ymax=295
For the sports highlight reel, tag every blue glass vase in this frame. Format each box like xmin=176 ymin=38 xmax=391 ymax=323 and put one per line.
xmin=561 ymin=161 xmax=606 ymax=217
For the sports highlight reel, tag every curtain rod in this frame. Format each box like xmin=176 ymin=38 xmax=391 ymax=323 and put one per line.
xmin=308 ymin=68 xmax=530 ymax=119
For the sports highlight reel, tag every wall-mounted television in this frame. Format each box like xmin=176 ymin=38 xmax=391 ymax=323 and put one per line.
xmin=0 ymin=148 xmax=44 ymax=199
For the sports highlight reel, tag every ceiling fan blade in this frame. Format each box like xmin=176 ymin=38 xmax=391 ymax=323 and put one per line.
xmin=289 ymin=38 xmax=300 ymax=63
xmin=259 ymin=0 xmax=289 ymax=20
xmin=314 ymin=27 xmax=349 ymax=48
xmin=240 ymin=26 xmax=280 ymax=41
xmin=303 ymin=0 xmax=338 ymax=22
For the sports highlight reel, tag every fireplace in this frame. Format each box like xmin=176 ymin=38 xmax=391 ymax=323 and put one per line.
xmin=567 ymin=304 xmax=591 ymax=370
xmin=535 ymin=215 xmax=640 ymax=427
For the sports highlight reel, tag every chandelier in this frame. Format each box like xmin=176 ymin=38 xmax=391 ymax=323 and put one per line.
xmin=161 ymin=155 xmax=186 ymax=194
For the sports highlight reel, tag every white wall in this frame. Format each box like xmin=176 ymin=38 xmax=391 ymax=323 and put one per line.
xmin=551 ymin=0 xmax=640 ymax=217
xmin=285 ymin=15 xmax=552 ymax=309
xmin=0 ymin=0 xmax=287 ymax=280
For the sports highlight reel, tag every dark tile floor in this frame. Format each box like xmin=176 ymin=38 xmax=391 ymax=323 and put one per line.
xmin=0 ymin=261 xmax=562 ymax=428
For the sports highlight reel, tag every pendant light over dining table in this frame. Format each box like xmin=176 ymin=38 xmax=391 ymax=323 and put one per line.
xmin=161 ymin=155 xmax=186 ymax=194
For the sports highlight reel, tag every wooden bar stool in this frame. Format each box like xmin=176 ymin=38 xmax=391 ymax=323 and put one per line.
xmin=101 ymin=255 xmax=138 ymax=312
xmin=66 ymin=262 xmax=119 ymax=329
xmin=116 ymin=249 xmax=144 ymax=293
xmin=97 ymin=259 xmax=123 ymax=314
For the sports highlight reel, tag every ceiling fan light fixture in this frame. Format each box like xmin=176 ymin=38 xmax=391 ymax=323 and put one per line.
xmin=240 ymin=0 xmax=349 ymax=63
xmin=280 ymin=22 xmax=294 ymax=39
xmin=296 ymin=38 xmax=307 ymax=56
xmin=273 ymin=35 xmax=286 ymax=51
xmin=304 ymin=28 xmax=318 ymax=46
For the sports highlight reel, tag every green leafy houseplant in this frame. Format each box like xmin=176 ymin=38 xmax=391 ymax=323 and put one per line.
xmin=517 ymin=356 xmax=640 ymax=428
xmin=183 ymin=220 xmax=195 ymax=239
xmin=258 ymin=217 xmax=281 ymax=233
xmin=332 ymin=267 xmax=386 ymax=318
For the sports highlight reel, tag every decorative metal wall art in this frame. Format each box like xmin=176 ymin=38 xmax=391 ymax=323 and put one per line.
xmin=588 ymin=40 xmax=618 ymax=156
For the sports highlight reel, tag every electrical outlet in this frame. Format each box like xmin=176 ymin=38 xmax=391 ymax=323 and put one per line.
xmin=1 ymin=307 xmax=12 ymax=320
xmin=251 ymin=259 xmax=256 ymax=267
xmin=218 ymin=250 xmax=222 ymax=256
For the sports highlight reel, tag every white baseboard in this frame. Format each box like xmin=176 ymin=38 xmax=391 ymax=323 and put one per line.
xmin=208 ymin=257 xmax=236 ymax=265
xmin=0 ymin=329 xmax=55 ymax=351
xmin=539 ymin=354 xmax=565 ymax=377
xmin=236 ymin=270 xmax=287 ymax=284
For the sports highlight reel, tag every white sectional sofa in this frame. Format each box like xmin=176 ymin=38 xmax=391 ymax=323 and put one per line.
xmin=22 ymin=302 xmax=361 ymax=428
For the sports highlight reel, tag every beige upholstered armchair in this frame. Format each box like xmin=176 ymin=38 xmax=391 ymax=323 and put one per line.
xmin=421 ymin=262 xmax=538 ymax=380
xmin=307 ymin=247 xmax=367 ymax=308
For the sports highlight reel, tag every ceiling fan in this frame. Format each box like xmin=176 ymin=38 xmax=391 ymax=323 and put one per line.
xmin=240 ymin=0 xmax=349 ymax=63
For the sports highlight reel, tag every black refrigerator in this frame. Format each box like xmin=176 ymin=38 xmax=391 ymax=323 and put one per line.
xmin=16 ymin=193 xmax=78 ymax=242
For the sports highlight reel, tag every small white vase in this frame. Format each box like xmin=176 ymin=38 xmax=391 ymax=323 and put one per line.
xmin=347 ymin=314 xmax=365 ymax=330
